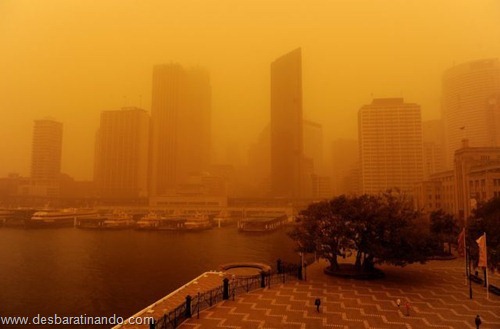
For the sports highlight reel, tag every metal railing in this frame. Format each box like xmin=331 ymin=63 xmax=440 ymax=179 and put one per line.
xmin=150 ymin=260 xmax=304 ymax=329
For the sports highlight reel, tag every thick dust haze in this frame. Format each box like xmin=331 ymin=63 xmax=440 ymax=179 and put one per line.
xmin=1 ymin=0 xmax=500 ymax=180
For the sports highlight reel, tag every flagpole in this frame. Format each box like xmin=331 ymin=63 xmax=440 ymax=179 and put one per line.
xmin=467 ymin=244 xmax=472 ymax=299
xmin=464 ymin=228 xmax=468 ymax=286
xmin=485 ymin=233 xmax=489 ymax=300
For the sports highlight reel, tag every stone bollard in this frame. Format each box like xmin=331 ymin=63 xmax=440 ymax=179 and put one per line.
xmin=223 ymin=278 xmax=229 ymax=300
xmin=185 ymin=295 xmax=192 ymax=318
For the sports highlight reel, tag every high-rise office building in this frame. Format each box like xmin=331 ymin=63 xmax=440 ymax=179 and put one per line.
xmin=150 ymin=64 xmax=211 ymax=196
xmin=270 ymin=48 xmax=304 ymax=198
xmin=30 ymin=118 xmax=63 ymax=198
xmin=31 ymin=118 xmax=63 ymax=182
xmin=422 ymin=119 xmax=446 ymax=179
xmin=331 ymin=139 xmax=361 ymax=196
xmin=359 ymin=98 xmax=424 ymax=195
xmin=303 ymin=120 xmax=324 ymax=175
xmin=442 ymin=58 xmax=500 ymax=168
xmin=94 ymin=107 xmax=149 ymax=199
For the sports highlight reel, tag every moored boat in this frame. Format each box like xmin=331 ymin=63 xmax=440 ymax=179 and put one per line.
xmin=183 ymin=213 xmax=212 ymax=231
xmin=136 ymin=212 xmax=186 ymax=230
xmin=102 ymin=211 xmax=135 ymax=230
xmin=27 ymin=208 xmax=98 ymax=228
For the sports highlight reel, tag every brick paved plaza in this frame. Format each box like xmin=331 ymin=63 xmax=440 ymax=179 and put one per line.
xmin=181 ymin=259 xmax=500 ymax=329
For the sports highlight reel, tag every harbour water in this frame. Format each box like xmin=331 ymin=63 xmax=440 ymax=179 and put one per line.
xmin=0 ymin=226 xmax=298 ymax=326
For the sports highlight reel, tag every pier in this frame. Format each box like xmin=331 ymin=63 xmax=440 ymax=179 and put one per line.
xmin=238 ymin=214 xmax=289 ymax=232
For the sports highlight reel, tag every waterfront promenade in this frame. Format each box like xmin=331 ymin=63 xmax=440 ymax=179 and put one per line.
xmin=115 ymin=271 xmax=230 ymax=329
xmin=180 ymin=259 xmax=500 ymax=329
xmin=116 ymin=257 xmax=500 ymax=329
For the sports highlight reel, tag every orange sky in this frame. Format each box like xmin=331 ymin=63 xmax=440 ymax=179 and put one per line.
xmin=1 ymin=0 xmax=499 ymax=180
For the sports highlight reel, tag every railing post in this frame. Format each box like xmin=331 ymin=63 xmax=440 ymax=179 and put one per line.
xmin=298 ymin=263 xmax=303 ymax=280
xmin=223 ymin=278 xmax=229 ymax=300
xmin=149 ymin=319 xmax=155 ymax=329
xmin=197 ymin=292 xmax=200 ymax=319
xmin=277 ymin=258 xmax=282 ymax=274
xmin=260 ymin=271 xmax=266 ymax=288
xmin=185 ymin=295 xmax=192 ymax=318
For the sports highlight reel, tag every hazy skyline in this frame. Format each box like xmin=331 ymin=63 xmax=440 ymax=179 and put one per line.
xmin=1 ymin=0 xmax=500 ymax=180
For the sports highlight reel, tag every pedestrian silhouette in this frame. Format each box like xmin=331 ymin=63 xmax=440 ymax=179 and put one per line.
xmin=314 ymin=298 xmax=321 ymax=312
xmin=475 ymin=315 xmax=482 ymax=329
xmin=396 ymin=299 xmax=401 ymax=307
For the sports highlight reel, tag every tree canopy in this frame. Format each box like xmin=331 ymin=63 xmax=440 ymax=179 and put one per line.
xmin=289 ymin=191 xmax=431 ymax=274
xmin=429 ymin=210 xmax=460 ymax=255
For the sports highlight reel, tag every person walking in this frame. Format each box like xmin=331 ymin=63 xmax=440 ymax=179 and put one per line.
xmin=475 ymin=315 xmax=482 ymax=329
xmin=314 ymin=298 xmax=321 ymax=312
xmin=405 ymin=302 xmax=410 ymax=316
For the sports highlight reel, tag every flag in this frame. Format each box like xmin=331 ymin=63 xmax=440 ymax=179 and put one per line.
xmin=476 ymin=233 xmax=487 ymax=268
xmin=457 ymin=228 xmax=465 ymax=257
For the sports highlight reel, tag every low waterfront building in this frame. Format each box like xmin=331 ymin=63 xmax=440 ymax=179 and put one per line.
xmin=414 ymin=139 xmax=500 ymax=221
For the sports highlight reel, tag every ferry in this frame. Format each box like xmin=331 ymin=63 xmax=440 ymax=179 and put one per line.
xmin=135 ymin=212 xmax=186 ymax=231
xmin=184 ymin=213 xmax=212 ymax=231
xmin=76 ymin=214 xmax=107 ymax=229
xmin=28 ymin=208 xmax=98 ymax=228
xmin=102 ymin=211 xmax=135 ymax=230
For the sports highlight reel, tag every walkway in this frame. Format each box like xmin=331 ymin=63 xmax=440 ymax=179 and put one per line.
xmin=181 ymin=259 xmax=500 ymax=329
xmin=115 ymin=271 xmax=229 ymax=329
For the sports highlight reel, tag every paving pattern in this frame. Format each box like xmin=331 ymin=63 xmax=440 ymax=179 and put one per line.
xmin=181 ymin=259 xmax=500 ymax=329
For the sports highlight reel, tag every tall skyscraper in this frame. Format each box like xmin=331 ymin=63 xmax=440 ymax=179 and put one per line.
xmin=31 ymin=118 xmax=63 ymax=182
xmin=359 ymin=98 xmax=424 ymax=195
xmin=270 ymin=48 xmax=304 ymax=198
xmin=150 ymin=64 xmax=211 ymax=196
xmin=94 ymin=107 xmax=149 ymax=199
xmin=442 ymin=58 xmax=500 ymax=168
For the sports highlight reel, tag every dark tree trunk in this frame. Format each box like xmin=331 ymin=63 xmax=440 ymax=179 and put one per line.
xmin=362 ymin=255 xmax=375 ymax=272
xmin=355 ymin=251 xmax=362 ymax=271
xmin=329 ymin=255 xmax=340 ymax=271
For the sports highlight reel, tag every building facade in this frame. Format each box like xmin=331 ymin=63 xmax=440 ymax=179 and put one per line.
xmin=442 ymin=58 xmax=500 ymax=168
xmin=358 ymin=98 xmax=424 ymax=195
xmin=150 ymin=64 xmax=212 ymax=196
xmin=94 ymin=107 xmax=149 ymax=200
xmin=331 ymin=139 xmax=361 ymax=196
xmin=414 ymin=141 xmax=500 ymax=221
xmin=453 ymin=140 xmax=500 ymax=220
xmin=422 ymin=119 xmax=446 ymax=179
xmin=270 ymin=48 xmax=304 ymax=198
xmin=30 ymin=118 xmax=63 ymax=197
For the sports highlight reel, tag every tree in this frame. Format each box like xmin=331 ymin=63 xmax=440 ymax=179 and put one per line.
xmin=467 ymin=197 xmax=500 ymax=271
xmin=289 ymin=191 xmax=430 ymax=275
xmin=429 ymin=210 xmax=460 ymax=255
